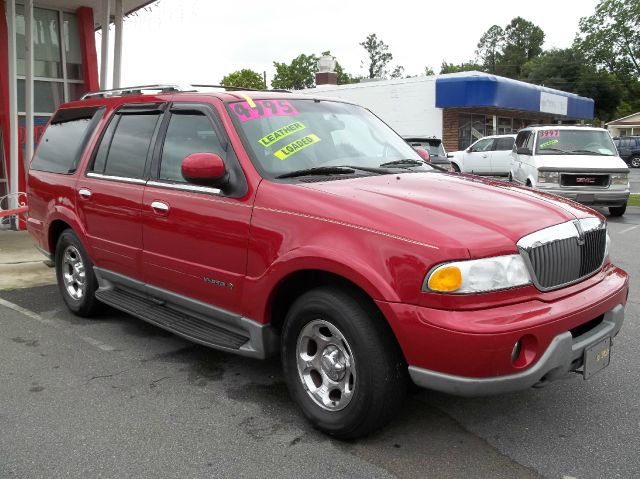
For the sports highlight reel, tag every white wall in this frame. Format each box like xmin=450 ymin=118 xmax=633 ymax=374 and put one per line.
xmin=304 ymin=76 xmax=443 ymax=139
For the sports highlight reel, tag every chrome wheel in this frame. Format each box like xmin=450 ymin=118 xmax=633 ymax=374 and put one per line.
xmin=296 ymin=319 xmax=356 ymax=411
xmin=61 ymin=245 xmax=86 ymax=300
xmin=631 ymin=157 xmax=640 ymax=168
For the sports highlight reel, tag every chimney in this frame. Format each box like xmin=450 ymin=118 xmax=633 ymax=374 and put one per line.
xmin=315 ymin=55 xmax=338 ymax=86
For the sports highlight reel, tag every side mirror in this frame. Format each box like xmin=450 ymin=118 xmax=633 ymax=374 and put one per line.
xmin=181 ymin=152 xmax=228 ymax=186
xmin=446 ymin=153 xmax=453 ymax=158
xmin=466 ymin=147 xmax=472 ymax=153
xmin=516 ymin=147 xmax=532 ymax=155
xmin=416 ymin=148 xmax=431 ymax=162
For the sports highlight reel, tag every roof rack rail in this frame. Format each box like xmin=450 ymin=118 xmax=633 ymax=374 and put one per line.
xmin=526 ymin=123 xmax=595 ymax=128
xmin=81 ymin=83 xmax=292 ymax=100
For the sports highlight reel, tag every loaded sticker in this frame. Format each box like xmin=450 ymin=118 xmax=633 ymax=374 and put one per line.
xmin=274 ymin=134 xmax=321 ymax=160
xmin=539 ymin=130 xmax=560 ymax=138
xmin=539 ymin=139 xmax=559 ymax=148
xmin=259 ymin=122 xmax=306 ymax=147
xmin=231 ymin=99 xmax=299 ymax=122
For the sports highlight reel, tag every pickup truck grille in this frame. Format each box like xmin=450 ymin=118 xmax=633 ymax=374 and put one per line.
xmin=560 ymin=174 xmax=609 ymax=187
xmin=517 ymin=218 xmax=607 ymax=291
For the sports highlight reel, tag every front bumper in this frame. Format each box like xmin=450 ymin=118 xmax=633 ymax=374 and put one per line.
xmin=408 ymin=304 xmax=624 ymax=396
xmin=538 ymin=187 xmax=629 ymax=207
xmin=375 ymin=264 xmax=628 ymax=396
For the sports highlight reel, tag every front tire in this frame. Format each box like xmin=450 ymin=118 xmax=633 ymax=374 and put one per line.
xmin=609 ymin=203 xmax=627 ymax=217
xmin=55 ymin=230 xmax=102 ymax=317
xmin=281 ymin=287 xmax=407 ymax=439
xmin=631 ymin=157 xmax=640 ymax=168
xmin=451 ymin=162 xmax=461 ymax=173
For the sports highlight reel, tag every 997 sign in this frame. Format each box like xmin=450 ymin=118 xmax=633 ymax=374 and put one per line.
xmin=231 ymin=100 xmax=299 ymax=122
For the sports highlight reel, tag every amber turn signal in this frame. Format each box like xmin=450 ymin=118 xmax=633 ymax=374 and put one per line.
xmin=427 ymin=266 xmax=462 ymax=292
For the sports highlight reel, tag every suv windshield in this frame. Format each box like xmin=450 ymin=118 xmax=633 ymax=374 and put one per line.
xmin=227 ymin=99 xmax=431 ymax=177
xmin=535 ymin=129 xmax=617 ymax=156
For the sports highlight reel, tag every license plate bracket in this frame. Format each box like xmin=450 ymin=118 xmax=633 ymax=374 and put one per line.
xmin=583 ymin=337 xmax=611 ymax=380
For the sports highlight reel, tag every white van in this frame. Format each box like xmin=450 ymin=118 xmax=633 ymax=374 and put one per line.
xmin=510 ymin=126 xmax=630 ymax=216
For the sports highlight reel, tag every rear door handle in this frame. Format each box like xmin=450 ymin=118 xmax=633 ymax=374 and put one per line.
xmin=78 ymin=188 xmax=92 ymax=199
xmin=151 ymin=200 xmax=170 ymax=216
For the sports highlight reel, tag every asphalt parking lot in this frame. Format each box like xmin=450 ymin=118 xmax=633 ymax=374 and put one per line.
xmin=629 ymin=167 xmax=640 ymax=194
xmin=0 ymin=208 xmax=638 ymax=479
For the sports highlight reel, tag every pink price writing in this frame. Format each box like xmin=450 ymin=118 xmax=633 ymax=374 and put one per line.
xmin=232 ymin=100 xmax=299 ymax=122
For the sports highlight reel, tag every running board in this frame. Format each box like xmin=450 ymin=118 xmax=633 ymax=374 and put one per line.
xmin=95 ymin=287 xmax=249 ymax=351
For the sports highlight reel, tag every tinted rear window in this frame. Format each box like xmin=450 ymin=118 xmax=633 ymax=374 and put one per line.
xmin=495 ymin=137 xmax=515 ymax=150
xmin=31 ymin=106 xmax=103 ymax=174
xmin=91 ymin=112 xmax=160 ymax=179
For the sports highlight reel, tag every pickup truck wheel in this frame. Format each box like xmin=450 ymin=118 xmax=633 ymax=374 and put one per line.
xmin=55 ymin=230 xmax=102 ymax=317
xmin=281 ymin=287 xmax=407 ymax=439
xmin=451 ymin=163 xmax=460 ymax=173
xmin=631 ymin=157 xmax=640 ymax=168
xmin=609 ymin=203 xmax=627 ymax=217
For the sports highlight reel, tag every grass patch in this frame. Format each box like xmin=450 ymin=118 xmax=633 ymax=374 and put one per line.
xmin=629 ymin=194 xmax=640 ymax=207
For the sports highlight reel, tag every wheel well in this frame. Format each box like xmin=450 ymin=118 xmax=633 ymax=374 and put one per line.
xmin=48 ymin=220 xmax=71 ymax=253
xmin=269 ymin=270 xmax=377 ymax=333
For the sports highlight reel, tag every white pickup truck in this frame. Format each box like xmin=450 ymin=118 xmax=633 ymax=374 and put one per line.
xmin=448 ymin=134 xmax=516 ymax=175
xmin=509 ymin=125 xmax=630 ymax=216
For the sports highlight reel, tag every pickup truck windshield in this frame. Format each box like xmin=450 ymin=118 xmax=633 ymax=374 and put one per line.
xmin=227 ymin=99 xmax=431 ymax=177
xmin=535 ymin=129 xmax=617 ymax=156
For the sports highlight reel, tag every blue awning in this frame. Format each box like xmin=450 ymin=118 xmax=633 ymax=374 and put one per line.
xmin=435 ymin=72 xmax=594 ymax=119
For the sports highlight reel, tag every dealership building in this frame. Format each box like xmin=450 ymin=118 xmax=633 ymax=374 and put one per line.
xmin=0 ymin=0 xmax=150 ymax=217
xmin=307 ymin=71 xmax=595 ymax=153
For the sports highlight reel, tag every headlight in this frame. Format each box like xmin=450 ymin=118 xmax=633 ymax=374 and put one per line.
xmin=424 ymin=254 xmax=532 ymax=294
xmin=610 ymin=173 xmax=628 ymax=186
xmin=538 ymin=171 xmax=559 ymax=184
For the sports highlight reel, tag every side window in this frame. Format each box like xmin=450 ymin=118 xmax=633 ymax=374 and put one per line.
xmin=515 ymin=131 xmax=530 ymax=149
xmin=31 ymin=106 xmax=103 ymax=174
xmin=495 ymin=137 xmax=515 ymax=151
xmin=91 ymin=112 xmax=160 ymax=179
xmin=525 ymin=132 xmax=536 ymax=151
xmin=159 ymin=111 xmax=224 ymax=183
xmin=471 ymin=138 xmax=493 ymax=152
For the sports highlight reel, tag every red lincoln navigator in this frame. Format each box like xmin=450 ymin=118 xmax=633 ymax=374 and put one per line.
xmin=27 ymin=85 xmax=629 ymax=439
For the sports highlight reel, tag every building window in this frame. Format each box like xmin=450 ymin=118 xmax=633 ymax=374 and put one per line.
xmin=15 ymin=5 xmax=85 ymax=115
xmin=458 ymin=114 xmax=493 ymax=150
xmin=497 ymin=117 xmax=513 ymax=135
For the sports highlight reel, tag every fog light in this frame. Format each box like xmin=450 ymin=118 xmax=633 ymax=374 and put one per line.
xmin=511 ymin=340 xmax=522 ymax=363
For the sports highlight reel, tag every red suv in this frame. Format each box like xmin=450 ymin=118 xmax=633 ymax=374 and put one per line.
xmin=27 ymin=85 xmax=629 ymax=438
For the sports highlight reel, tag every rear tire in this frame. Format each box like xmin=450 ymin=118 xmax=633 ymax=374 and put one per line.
xmin=55 ymin=230 xmax=102 ymax=317
xmin=631 ymin=157 xmax=640 ymax=168
xmin=281 ymin=286 xmax=407 ymax=439
xmin=609 ymin=203 xmax=627 ymax=217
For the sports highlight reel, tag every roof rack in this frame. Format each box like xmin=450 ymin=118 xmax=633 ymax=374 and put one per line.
xmin=81 ymin=83 xmax=291 ymax=100
xmin=526 ymin=123 xmax=596 ymax=128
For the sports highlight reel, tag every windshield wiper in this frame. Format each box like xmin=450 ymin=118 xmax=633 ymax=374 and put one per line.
xmin=275 ymin=166 xmax=356 ymax=179
xmin=379 ymin=159 xmax=425 ymax=168
xmin=538 ymin=147 xmax=570 ymax=154
xmin=569 ymin=149 xmax=609 ymax=156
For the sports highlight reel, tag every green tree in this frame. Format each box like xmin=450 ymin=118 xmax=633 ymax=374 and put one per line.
xmin=271 ymin=54 xmax=318 ymax=90
xmin=498 ymin=17 xmax=545 ymax=78
xmin=525 ymin=48 xmax=622 ymax=121
xmin=476 ymin=25 xmax=504 ymax=73
xmin=439 ymin=60 xmax=483 ymax=74
xmin=390 ymin=65 xmax=405 ymax=78
xmin=220 ymin=69 xmax=266 ymax=89
xmin=360 ymin=33 xmax=393 ymax=79
xmin=575 ymin=0 xmax=640 ymax=80
xmin=424 ymin=66 xmax=435 ymax=76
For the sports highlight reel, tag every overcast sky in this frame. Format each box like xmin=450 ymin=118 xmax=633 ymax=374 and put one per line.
xmin=98 ymin=0 xmax=600 ymax=89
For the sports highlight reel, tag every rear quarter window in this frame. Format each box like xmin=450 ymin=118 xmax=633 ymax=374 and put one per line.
xmin=31 ymin=106 xmax=104 ymax=174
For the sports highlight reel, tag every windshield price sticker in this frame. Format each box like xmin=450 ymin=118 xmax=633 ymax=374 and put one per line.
xmin=274 ymin=134 xmax=321 ymax=160
xmin=232 ymin=100 xmax=299 ymax=122
xmin=539 ymin=139 xmax=559 ymax=149
xmin=539 ymin=130 xmax=560 ymax=138
xmin=259 ymin=122 xmax=307 ymax=148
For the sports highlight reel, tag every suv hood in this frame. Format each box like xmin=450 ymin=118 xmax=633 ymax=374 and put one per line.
xmin=290 ymin=172 xmax=599 ymax=258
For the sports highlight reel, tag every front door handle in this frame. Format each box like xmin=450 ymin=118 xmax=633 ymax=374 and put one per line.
xmin=481 ymin=154 xmax=488 ymax=158
xmin=151 ymin=200 xmax=170 ymax=216
xmin=78 ymin=188 xmax=92 ymax=199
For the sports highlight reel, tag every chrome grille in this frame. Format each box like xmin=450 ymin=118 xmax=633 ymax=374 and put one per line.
xmin=517 ymin=218 xmax=607 ymax=291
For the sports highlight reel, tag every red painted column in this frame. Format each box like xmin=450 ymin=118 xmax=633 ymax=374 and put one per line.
xmin=0 ymin=1 xmax=12 ymax=185
xmin=76 ymin=6 xmax=100 ymax=94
